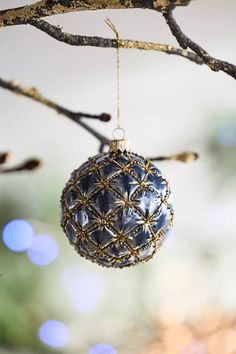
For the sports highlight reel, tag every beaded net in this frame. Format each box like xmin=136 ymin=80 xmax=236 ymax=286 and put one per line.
xmin=60 ymin=151 xmax=174 ymax=268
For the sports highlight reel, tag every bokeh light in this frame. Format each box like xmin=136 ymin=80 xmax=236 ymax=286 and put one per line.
xmin=61 ymin=266 xmax=106 ymax=314
xmin=27 ymin=234 xmax=58 ymax=266
xmin=38 ymin=320 xmax=69 ymax=347
xmin=2 ymin=219 xmax=34 ymax=252
xmin=89 ymin=343 xmax=117 ymax=354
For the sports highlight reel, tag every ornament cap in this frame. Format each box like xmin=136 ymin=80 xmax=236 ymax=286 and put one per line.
xmin=109 ymin=139 xmax=131 ymax=152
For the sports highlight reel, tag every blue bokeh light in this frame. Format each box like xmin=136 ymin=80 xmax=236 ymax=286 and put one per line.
xmin=27 ymin=234 xmax=58 ymax=266
xmin=39 ymin=320 xmax=69 ymax=347
xmin=2 ymin=219 xmax=34 ymax=252
xmin=89 ymin=343 xmax=117 ymax=354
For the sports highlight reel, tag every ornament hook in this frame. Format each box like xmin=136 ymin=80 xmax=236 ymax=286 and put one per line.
xmin=110 ymin=127 xmax=129 ymax=152
xmin=112 ymin=127 xmax=126 ymax=140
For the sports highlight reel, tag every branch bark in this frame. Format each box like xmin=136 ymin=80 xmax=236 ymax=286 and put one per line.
xmin=0 ymin=0 xmax=192 ymax=27
xmin=29 ymin=19 xmax=203 ymax=65
xmin=0 ymin=76 xmax=112 ymax=172
xmin=0 ymin=0 xmax=233 ymax=172
xmin=0 ymin=151 xmax=41 ymax=173
xmin=163 ymin=12 xmax=236 ymax=79
xmin=0 ymin=159 xmax=41 ymax=173
xmin=0 ymin=77 xmax=198 ymax=170
xmin=0 ymin=77 xmax=110 ymax=148
xmin=0 ymin=1 xmax=235 ymax=78
xmin=150 ymin=151 xmax=199 ymax=163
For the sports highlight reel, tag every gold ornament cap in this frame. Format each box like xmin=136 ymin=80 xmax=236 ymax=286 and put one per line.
xmin=109 ymin=138 xmax=131 ymax=152
xmin=109 ymin=127 xmax=130 ymax=152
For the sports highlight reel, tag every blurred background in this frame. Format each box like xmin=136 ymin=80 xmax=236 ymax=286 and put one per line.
xmin=0 ymin=0 xmax=236 ymax=353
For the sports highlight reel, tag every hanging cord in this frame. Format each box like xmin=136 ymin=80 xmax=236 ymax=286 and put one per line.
xmin=105 ymin=19 xmax=125 ymax=139
xmin=104 ymin=20 xmax=198 ymax=161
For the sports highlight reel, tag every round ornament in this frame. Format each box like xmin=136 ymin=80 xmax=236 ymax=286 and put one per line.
xmin=60 ymin=139 xmax=174 ymax=268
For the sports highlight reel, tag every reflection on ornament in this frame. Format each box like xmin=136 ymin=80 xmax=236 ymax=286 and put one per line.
xmin=60 ymin=141 xmax=173 ymax=268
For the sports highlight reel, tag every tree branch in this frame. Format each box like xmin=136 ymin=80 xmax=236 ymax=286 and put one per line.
xmin=0 ymin=77 xmax=111 ymax=172
xmin=0 ymin=77 xmax=110 ymax=148
xmin=0 ymin=0 xmax=192 ymax=28
xmin=0 ymin=0 xmax=233 ymax=173
xmin=150 ymin=151 xmax=199 ymax=163
xmin=28 ymin=19 xmax=203 ymax=65
xmin=0 ymin=150 xmax=41 ymax=173
xmin=0 ymin=1 xmax=235 ymax=79
xmin=0 ymin=77 xmax=198 ymax=169
xmin=0 ymin=159 xmax=41 ymax=173
xmin=163 ymin=11 xmax=236 ymax=79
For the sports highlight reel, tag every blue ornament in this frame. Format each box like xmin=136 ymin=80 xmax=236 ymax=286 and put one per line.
xmin=60 ymin=142 xmax=173 ymax=268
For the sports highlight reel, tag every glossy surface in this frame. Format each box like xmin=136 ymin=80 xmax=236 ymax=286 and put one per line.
xmin=61 ymin=151 xmax=173 ymax=268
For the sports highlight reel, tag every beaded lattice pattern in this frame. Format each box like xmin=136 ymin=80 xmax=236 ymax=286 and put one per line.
xmin=60 ymin=151 xmax=174 ymax=268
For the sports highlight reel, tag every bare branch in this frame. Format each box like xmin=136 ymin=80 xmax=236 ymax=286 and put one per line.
xmin=0 ymin=159 xmax=41 ymax=173
xmin=0 ymin=154 xmax=41 ymax=174
xmin=163 ymin=12 xmax=236 ymax=79
xmin=150 ymin=151 xmax=199 ymax=163
xmin=0 ymin=0 xmax=192 ymax=28
xmin=0 ymin=76 xmax=199 ymax=170
xmin=0 ymin=2 xmax=235 ymax=79
xmin=29 ymin=20 xmax=116 ymax=47
xmin=0 ymin=1 xmax=233 ymax=173
xmin=29 ymin=19 xmax=203 ymax=65
xmin=0 ymin=77 xmax=110 ymax=148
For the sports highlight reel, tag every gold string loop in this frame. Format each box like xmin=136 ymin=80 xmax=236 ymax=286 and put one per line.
xmin=112 ymin=127 xmax=126 ymax=140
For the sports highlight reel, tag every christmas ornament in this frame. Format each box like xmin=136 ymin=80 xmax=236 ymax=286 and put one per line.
xmin=60 ymin=140 xmax=174 ymax=268
xmin=60 ymin=19 xmax=174 ymax=268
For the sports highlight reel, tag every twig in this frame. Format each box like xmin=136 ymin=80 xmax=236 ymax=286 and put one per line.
xmin=163 ymin=11 xmax=236 ymax=79
xmin=29 ymin=19 xmax=203 ymax=65
xmin=0 ymin=77 xmax=110 ymax=148
xmin=0 ymin=76 xmax=199 ymax=168
xmin=150 ymin=151 xmax=199 ymax=163
xmin=0 ymin=159 xmax=41 ymax=173
xmin=0 ymin=1 xmax=232 ymax=172
xmin=0 ymin=0 xmax=192 ymax=28
xmin=0 ymin=156 xmax=41 ymax=174
xmin=0 ymin=2 xmax=235 ymax=78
